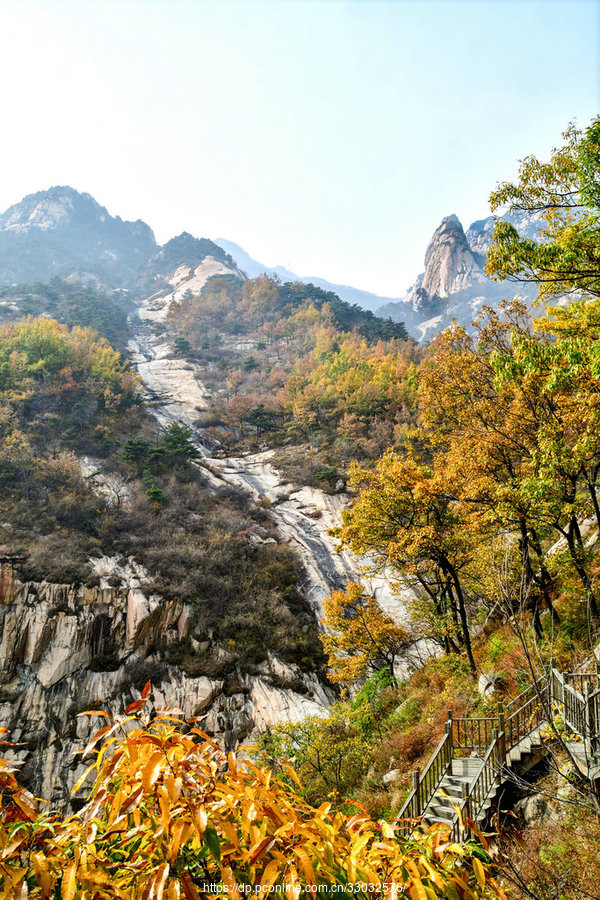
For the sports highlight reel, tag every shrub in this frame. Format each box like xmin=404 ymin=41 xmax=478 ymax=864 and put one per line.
xmin=0 ymin=691 xmax=502 ymax=898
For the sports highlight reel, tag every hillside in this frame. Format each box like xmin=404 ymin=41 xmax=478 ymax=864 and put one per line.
xmin=162 ymin=272 xmax=418 ymax=485
xmin=2 ymin=118 xmax=600 ymax=900
xmin=0 ymin=187 xmax=237 ymax=293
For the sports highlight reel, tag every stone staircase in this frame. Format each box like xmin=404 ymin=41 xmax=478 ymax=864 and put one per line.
xmin=397 ymin=668 xmax=600 ymax=840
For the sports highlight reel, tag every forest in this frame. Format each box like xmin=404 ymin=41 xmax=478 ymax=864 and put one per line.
xmin=1 ymin=116 xmax=600 ymax=899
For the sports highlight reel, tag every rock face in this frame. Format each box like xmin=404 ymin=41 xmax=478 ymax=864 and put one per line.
xmin=0 ymin=188 xmax=236 ymax=292
xmin=377 ymin=210 xmax=540 ymax=342
xmin=420 ymin=215 xmax=485 ymax=301
xmin=0 ymin=187 xmax=156 ymax=287
xmin=0 ymin=558 xmax=332 ymax=807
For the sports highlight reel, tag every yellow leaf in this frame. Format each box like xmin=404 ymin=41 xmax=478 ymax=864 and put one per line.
xmin=32 ymin=852 xmax=53 ymax=898
xmin=158 ymin=784 xmax=171 ymax=831
xmin=61 ymin=862 xmax=76 ymax=900
xmin=260 ymin=858 xmax=281 ymax=890
xmin=221 ymin=867 xmax=242 ymax=900
xmin=142 ymin=750 xmax=164 ymax=792
xmin=167 ymin=882 xmax=181 ymax=900
xmin=155 ymin=862 xmax=170 ymax=900
xmin=473 ymin=857 xmax=485 ymax=891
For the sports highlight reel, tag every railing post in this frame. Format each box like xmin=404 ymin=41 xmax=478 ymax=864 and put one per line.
xmin=497 ymin=708 xmax=506 ymax=763
xmin=585 ymin=683 xmax=593 ymax=751
xmin=558 ymin=669 xmax=565 ymax=704
xmin=462 ymin=792 xmax=471 ymax=837
xmin=412 ymin=769 xmax=421 ymax=818
xmin=446 ymin=711 xmax=454 ymax=758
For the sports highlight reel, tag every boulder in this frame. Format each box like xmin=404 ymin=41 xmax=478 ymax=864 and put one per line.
xmin=515 ymin=793 xmax=559 ymax=826
xmin=382 ymin=768 xmax=403 ymax=787
xmin=478 ymin=673 xmax=497 ymax=697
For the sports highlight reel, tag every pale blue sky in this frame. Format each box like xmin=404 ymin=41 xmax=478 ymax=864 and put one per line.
xmin=0 ymin=0 xmax=597 ymax=295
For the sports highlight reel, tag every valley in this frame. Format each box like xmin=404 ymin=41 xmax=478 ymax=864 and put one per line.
xmin=2 ymin=114 xmax=600 ymax=899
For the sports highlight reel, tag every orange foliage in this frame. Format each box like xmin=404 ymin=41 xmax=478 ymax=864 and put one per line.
xmin=0 ymin=692 xmax=504 ymax=899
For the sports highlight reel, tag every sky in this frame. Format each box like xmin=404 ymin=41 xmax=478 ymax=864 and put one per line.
xmin=0 ymin=0 xmax=597 ymax=297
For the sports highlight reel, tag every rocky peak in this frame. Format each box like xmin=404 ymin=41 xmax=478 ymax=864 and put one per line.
xmin=0 ymin=187 xmax=156 ymax=288
xmin=421 ymin=214 xmax=485 ymax=300
xmin=0 ymin=186 xmax=152 ymax=240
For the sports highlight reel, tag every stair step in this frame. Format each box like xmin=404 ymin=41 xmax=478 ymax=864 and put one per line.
xmin=428 ymin=803 xmax=456 ymax=819
xmin=424 ymin=815 xmax=454 ymax=827
xmin=445 ymin=774 xmax=472 ymax=785
xmin=439 ymin=784 xmax=465 ymax=799
xmin=451 ymin=759 xmax=483 ymax=776
xmin=429 ymin=795 xmax=456 ymax=809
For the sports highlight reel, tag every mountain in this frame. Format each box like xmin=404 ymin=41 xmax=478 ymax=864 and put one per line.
xmin=376 ymin=210 xmax=540 ymax=341
xmin=0 ymin=186 xmax=156 ymax=287
xmin=0 ymin=188 xmax=235 ymax=292
xmin=0 ymin=187 xmax=542 ymax=344
xmin=214 ymin=238 xmax=405 ymax=313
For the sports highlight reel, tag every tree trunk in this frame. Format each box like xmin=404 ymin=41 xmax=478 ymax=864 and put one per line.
xmin=529 ymin=526 xmax=560 ymax=624
xmin=564 ymin=517 xmax=599 ymax=619
xmin=446 ymin=562 xmax=476 ymax=675
xmin=586 ymin=467 xmax=600 ymax=533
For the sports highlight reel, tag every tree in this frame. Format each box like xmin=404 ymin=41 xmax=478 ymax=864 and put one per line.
xmin=322 ymin=582 xmax=409 ymax=686
xmin=486 ymin=117 xmax=600 ymax=300
xmin=336 ymin=454 xmax=478 ymax=673
xmin=122 ymin=436 xmax=153 ymax=470
xmin=418 ymin=303 xmax=562 ymax=633
xmin=419 ymin=298 xmax=600 ymax=625
xmin=159 ymin=422 xmax=202 ymax=466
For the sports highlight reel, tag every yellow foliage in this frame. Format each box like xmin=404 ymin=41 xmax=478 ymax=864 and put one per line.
xmin=322 ymin=583 xmax=409 ymax=685
xmin=0 ymin=692 xmax=501 ymax=899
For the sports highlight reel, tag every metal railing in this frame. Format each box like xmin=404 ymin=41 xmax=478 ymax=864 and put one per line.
xmin=505 ymin=672 xmax=548 ymax=749
xmin=396 ymin=665 xmax=600 ymax=840
xmin=397 ymin=725 xmax=452 ymax=828
xmin=453 ymin=716 xmax=497 ymax=753
xmin=564 ymin=672 xmax=600 ymax=696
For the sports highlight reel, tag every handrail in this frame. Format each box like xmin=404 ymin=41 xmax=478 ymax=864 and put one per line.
xmin=397 ymin=665 xmax=599 ymax=842
xmin=464 ymin=731 xmax=503 ymax=825
xmin=397 ymin=728 xmax=452 ymax=825
xmin=453 ymin=717 xmax=496 ymax=752
xmin=505 ymin=672 xmax=548 ymax=751
xmin=444 ymin=734 xmax=504 ymax=844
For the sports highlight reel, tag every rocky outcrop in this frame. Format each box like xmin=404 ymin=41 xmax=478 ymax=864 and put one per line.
xmin=0 ymin=558 xmax=332 ymax=808
xmin=0 ymin=188 xmax=240 ymax=292
xmin=0 ymin=266 xmax=419 ymax=808
xmin=0 ymin=186 xmax=156 ymax=287
xmin=420 ymin=215 xmax=485 ymax=301
xmin=377 ymin=210 xmax=542 ymax=341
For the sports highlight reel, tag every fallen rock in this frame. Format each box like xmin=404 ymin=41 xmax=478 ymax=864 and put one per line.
xmin=382 ymin=768 xmax=403 ymax=787
xmin=478 ymin=673 xmax=497 ymax=697
xmin=515 ymin=793 xmax=559 ymax=826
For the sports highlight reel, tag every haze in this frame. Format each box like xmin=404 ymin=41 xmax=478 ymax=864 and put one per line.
xmin=0 ymin=0 xmax=596 ymax=296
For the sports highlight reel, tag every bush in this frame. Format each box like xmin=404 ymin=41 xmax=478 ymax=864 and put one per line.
xmin=0 ymin=693 xmax=500 ymax=898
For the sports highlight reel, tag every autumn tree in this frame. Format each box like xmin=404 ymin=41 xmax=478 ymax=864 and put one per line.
xmin=418 ymin=303 xmax=561 ymax=632
xmin=322 ymin=581 xmax=409 ymax=686
xmin=336 ymin=454 xmax=478 ymax=673
xmin=486 ymin=116 xmax=600 ymax=300
xmin=0 ymin=692 xmax=504 ymax=899
xmin=419 ymin=298 xmax=600 ymax=625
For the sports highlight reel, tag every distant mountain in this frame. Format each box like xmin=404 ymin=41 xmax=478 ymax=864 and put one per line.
xmin=149 ymin=232 xmax=235 ymax=278
xmin=0 ymin=188 xmax=232 ymax=293
xmin=214 ymin=238 xmax=405 ymax=313
xmin=0 ymin=187 xmax=543 ymax=345
xmin=0 ymin=187 xmax=156 ymax=287
xmin=376 ymin=210 xmax=540 ymax=341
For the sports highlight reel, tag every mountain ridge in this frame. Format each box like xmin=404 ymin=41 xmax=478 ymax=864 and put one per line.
xmin=0 ymin=186 xmax=541 ymax=342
